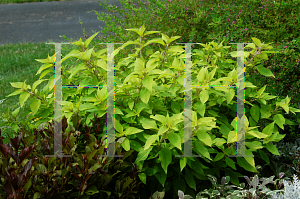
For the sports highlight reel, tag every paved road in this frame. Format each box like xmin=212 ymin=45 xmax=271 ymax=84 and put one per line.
xmin=0 ymin=0 xmax=127 ymax=46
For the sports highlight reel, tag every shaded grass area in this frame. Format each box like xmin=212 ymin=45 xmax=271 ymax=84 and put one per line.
xmin=0 ymin=0 xmax=76 ymax=4
xmin=0 ymin=41 xmax=55 ymax=138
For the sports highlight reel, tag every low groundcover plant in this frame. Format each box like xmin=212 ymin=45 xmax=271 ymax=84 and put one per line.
xmin=1 ymin=24 xmax=300 ymax=198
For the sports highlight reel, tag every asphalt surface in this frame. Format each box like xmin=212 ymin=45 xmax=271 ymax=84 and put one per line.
xmin=0 ymin=0 xmax=128 ymax=46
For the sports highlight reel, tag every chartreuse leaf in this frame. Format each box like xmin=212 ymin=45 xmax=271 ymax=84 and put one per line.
xmin=144 ymin=134 xmax=159 ymax=150
xmin=96 ymin=59 xmax=107 ymax=71
xmin=134 ymin=146 xmax=153 ymax=164
xmin=227 ymin=131 xmax=237 ymax=144
xmin=12 ymin=107 xmax=20 ymax=117
xmin=197 ymin=131 xmax=213 ymax=147
xmin=143 ymin=30 xmax=161 ymax=37
xmin=140 ymin=88 xmax=151 ymax=104
xmin=123 ymin=127 xmax=143 ymax=136
xmin=168 ymin=132 xmax=181 ymax=150
xmin=236 ymin=149 xmax=257 ymax=173
xmin=257 ymin=85 xmax=267 ymax=97
xmin=150 ymin=114 xmax=166 ymax=125
xmin=69 ymin=63 xmax=87 ymax=79
xmin=35 ymin=64 xmax=53 ymax=75
xmin=6 ymin=89 xmax=24 ymax=97
xmin=48 ymin=76 xmax=55 ymax=91
xmin=200 ymin=89 xmax=209 ymax=104
xmin=114 ymin=119 xmax=123 ymax=134
xmin=142 ymin=75 xmax=153 ymax=92
xmin=265 ymin=142 xmax=280 ymax=155
xmin=209 ymin=67 xmax=217 ymax=81
xmin=35 ymin=53 xmax=53 ymax=64
xmin=252 ymin=37 xmax=262 ymax=48
xmin=180 ymin=157 xmax=187 ymax=172
xmin=139 ymin=118 xmax=157 ymax=129
xmin=72 ymin=37 xmax=84 ymax=47
xmin=260 ymin=104 xmax=272 ymax=119
xmin=121 ymin=138 xmax=130 ymax=151
xmin=19 ymin=92 xmax=31 ymax=108
xmin=39 ymin=69 xmax=53 ymax=80
xmin=159 ymin=147 xmax=172 ymax=174
xmin=29 ymin=98 xmax=41 ymax=115
xmin=257 ymin=53 xmax=268 ymax=60
xmin=273 ymin=114 xmax=285 ymax=130
xmin=262 ymin=122 xmax=275 ymax=137
xmin=126 ymin=24 xmax=146 ymax=37
xmin=158 ymin=125 xmax=168 ymax=136
xmin=32 ymin=80 xmax=46 ymax=92
xmin=128 ymin=99 xmax=134 ymax=110
xmin=256 ymin=65 xmax=275 ymax=78
xmin=245 ymin=141 xmax=263 ymax=151
xmin=194 ymin=140 xmax=212 ymax=161
xmin=226 ymin=89 xmax=235 ymax=104
xmin=84 ymin=31 xmax=99 ymax=49
xmin=197 ymin=67 xmax=208 ymax=83
xmin=83 ymin=47 xmax=94 ymax=61
xmin=246 ymin=130 xmax=269 ymax=139
xmin=213 ymin=138 xmax=226 ymax=149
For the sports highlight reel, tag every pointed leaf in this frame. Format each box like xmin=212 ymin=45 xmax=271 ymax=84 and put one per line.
xmin=35 ymin=64 xmax=53 ymax=75
xmin=179 ymin=157 xmax=187 ymax=172
xmin=194 ymin=141 xmax=212 ymax=161
xmin=262 ymin=122 xmax=275 ymax=136
xmin=250 ymin=105 xmax=260 ymax=122
xmin=144 ymin=134 xmax=158 ymax=150
xmin=19 ymin=92 xmax=31 ymax=108
xmin=252 ymin=37 xmax=262 ymax=47
xmin=256 ymin=65 xmax=275 ymax=78
xmin=200 ymin=89 xmax=209 ymax=104
xmin=140 ymin=88 xmax=151 ymax=104
xmin=140 ymin=118 xmax=157 ymax=130
xmin=29 ymin=98 xmax=41 ymax=115
xmin=121 ymin=138 xmax=130 ymax=151
xmin=168 ymin=132 xmax=182 ymax=150
xmin=84 ymin=32 xmax=99 ymax=48
xmin=6 ymin=89 xmax=24 ymax=97
xmin=124 ymin=127 xmax=143 ymax=136
xmin=150 ymin=114 xmax=166 ymax=125
xmin=225 ymin=157 xmax=237 ymax=170
xmin=134 ymin=146 xmax=153 ymax=163
xmin=265 ymin=143 xmax=280 ymax=155
xmin=159 ymin=147 xmax=172 ymax=174
xmin=155 ymin=170 xmax=167 ymax=187
xmin=185 ymin=168 xmax=196 ymax=191
xmin=142 ymin=75 xmax=153 ymax=92
xmin=197 ymin=130 xmax=213 ymax=147
xmin=227 ymin=131 xmax=237 ymax=144
xmin=273 ymin=114 xmax=285 ymax=130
